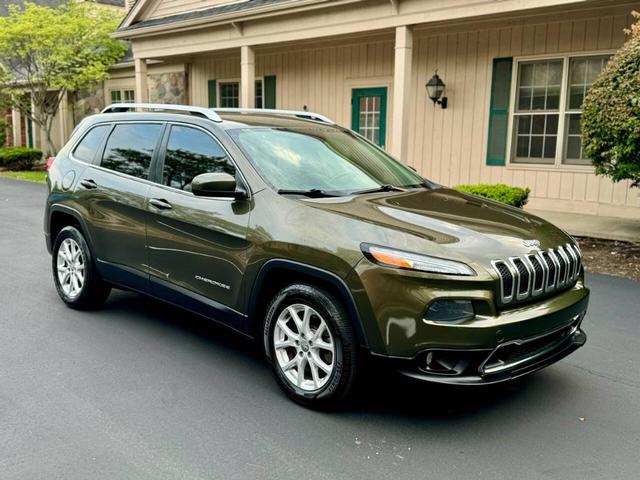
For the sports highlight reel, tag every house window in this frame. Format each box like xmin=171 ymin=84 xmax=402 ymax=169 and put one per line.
xmin=255 ymin=79 xmax=263 ymax=109
xmin=110 ymin=89 xmax=135 ymax=104
xmin=510 ymin=54 xmax=610 ymax=167
xmin=219 ymin=82 xmax=239 ymax=108
xmin=564 ymin=56 xmax=609 ymax=165
xmin=218 ymin=80 xmax=264 ymax=108
xmin=123 ymin=89 xmax=135 ymax=103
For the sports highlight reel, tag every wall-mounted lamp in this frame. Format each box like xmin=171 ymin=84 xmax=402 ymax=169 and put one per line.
xmin=426 ymin=71 xmax=447 ymax=109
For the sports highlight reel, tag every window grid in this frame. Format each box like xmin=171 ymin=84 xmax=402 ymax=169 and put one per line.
xmin=508 ymin=53 xmax=612 ymax=168
xmin=218 ymin=80 xmax=264 ymax=108
xmin=219 ymin=82 xmax=239 ymax=108
xmin=123 ymin=89 xmax=135 ymax=103
xmin=563 ymin=55 xmax=610 ymax=165
xmin=110 ymin=89 xmax=135 ymax=104
xmin=358 ymin=96 xmax=381 ymax=145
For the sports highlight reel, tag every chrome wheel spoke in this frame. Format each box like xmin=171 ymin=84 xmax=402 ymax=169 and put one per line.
xmin=276 ymin=319 xmax=299 ymax=341
xmin=287 ymin=306 xmax=303 ymax=330
xmin=301 ymin=305 xmax=312 ymax=337
xmin=296 ymin=356 xmax=307 ymax=387
xmin=308 ymin=356 xmax=322 ymax=389
xmin=314 ymin=339 xmax=333 ymax=351
xmin=274 ymin=338 xmax=296 ymax=349
xmin=310 ymin=351 xmax=332 ymax=374
xmin=281 ymin=356 xmax=297 ymax=372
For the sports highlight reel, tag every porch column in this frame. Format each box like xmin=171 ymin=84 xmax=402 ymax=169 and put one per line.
xmin=134 ymin=58 xmax=149 ymax=103
xmin=240 ymin=45 xmax=255 ymax=108
xmin=391 ymin=25 xmax=413 ymax=161
xmin=11 ymin=108 xmax=22 ymax=146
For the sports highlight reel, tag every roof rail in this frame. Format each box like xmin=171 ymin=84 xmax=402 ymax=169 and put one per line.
xmin=214 ymin=108 xmax=334 ymax=124
xmin=101 ymin=103 xmax=222 ymax=122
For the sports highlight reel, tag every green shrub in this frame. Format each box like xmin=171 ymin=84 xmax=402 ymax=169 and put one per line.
xmin=582 ymin=12 xmax=640 ymax=187
xmin=0 ymin=146 xmax=43 ymax=170
xmin=453 ymin=184 xmax=531 ymax=208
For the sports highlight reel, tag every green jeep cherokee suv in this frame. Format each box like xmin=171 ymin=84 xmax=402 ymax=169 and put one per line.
xmin=45 ymin=103 xmax=588 ymax=408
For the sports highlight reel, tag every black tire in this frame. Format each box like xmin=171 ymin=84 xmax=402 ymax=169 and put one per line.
xmin=263 ymin=283 xmax=358 ymax=409
xmin=52 ymin=226 xmax=110 ymax=309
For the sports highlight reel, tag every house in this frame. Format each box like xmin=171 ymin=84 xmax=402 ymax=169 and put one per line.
xmin=2 ymin=0 xmax=128 ymax=151
xmin=13 ymin=0 xmax=640 ymax=219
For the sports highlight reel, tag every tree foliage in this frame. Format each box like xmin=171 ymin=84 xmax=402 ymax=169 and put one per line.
xmin=582 ymin=12 xmax=640 ymax=187
xmin=0 ymin=1 xmax=127 ymax=154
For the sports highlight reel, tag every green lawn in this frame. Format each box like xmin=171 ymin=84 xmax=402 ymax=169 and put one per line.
xmin=0 ymin=170 xmax=47 ymax=183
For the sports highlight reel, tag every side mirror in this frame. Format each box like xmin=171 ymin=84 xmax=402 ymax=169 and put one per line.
xmin=191 ymin=172 xmax=246 ymax=199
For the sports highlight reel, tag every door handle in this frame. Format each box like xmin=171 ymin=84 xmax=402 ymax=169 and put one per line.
xmin=149 ymin=198 xmax=173 ymax=210
xmin=80 ymin=179 xmax=98 ymax=190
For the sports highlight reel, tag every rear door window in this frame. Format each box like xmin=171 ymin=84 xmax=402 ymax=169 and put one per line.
xmin=73 ymin=125 xmax=110 ymax=163
xmin=161 ymin=125 xmax=236 ymax=191
xmin=100 ymin=123 xmax=164 ymax=179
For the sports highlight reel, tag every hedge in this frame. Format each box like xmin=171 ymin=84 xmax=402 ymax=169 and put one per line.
xmin=582 ymin=12 xmax=640 ymax=187
xmin=453 ymin=184 xmax=530 ymax=208
xmin=0 ymin=147 xmax=43 ymax=170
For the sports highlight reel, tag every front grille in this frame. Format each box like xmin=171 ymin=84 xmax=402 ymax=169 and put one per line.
xmin=492 ymin=243 xmax=582 ymax=306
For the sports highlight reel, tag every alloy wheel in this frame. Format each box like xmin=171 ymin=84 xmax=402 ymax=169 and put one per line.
xmin=273 ymin=303 xmax=336 ymax=391
xmin=56 ymin=238 xmax=85 ymax=299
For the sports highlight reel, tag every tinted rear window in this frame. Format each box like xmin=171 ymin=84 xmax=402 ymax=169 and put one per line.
xmin=101 ymin=123 xmax=163 ymax=179
xmin=73 ymin=125 xmax=110 ymax=163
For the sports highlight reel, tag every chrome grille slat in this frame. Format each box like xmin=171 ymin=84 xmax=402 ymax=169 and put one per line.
xmin=492 ymin=244 xmax=581 ymax=306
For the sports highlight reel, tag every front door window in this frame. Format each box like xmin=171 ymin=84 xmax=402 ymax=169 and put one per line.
xmin=351 ymin=87 xmax=387 ymax=148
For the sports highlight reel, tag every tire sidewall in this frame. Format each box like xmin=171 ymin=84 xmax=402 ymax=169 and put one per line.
xmin=264 ymin=284 xmax=350 ymax=404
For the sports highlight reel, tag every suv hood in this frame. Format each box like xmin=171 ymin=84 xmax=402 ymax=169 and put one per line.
xmin=307 ymin=188 xmax=572 ymax=264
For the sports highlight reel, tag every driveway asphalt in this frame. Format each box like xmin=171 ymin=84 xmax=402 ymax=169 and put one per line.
xmin=1 ymin=177 xmax=639 ymax=480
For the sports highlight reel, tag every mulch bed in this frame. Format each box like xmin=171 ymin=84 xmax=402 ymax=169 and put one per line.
xmin=575 ymin=237 xmax=640 ymax=282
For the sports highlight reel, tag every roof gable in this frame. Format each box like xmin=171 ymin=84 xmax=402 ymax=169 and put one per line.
xmin=120 ymin=0 xmax=258 ymax=29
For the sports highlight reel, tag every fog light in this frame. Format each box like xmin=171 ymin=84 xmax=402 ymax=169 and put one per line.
xmin=424 ymin=300 xmax=474 ymax=324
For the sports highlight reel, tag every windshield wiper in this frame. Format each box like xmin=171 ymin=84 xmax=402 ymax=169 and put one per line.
xmin=277 ymin=188 xmax=340 ymax=198
xmin=350 ymin=184 xmax=405 ymax=195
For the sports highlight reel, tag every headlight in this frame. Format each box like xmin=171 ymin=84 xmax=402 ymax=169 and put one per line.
xmin=361 ymin=244 xmax=476 ymax=276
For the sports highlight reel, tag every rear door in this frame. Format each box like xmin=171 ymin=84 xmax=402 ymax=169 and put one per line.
xmin=146 ymin=123 xmax=252 ymax=326
xmin=76 ymin=122 xmax=165 ymax=291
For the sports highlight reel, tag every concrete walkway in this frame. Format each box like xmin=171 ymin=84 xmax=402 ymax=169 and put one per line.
xmin=527 ymin=209 xmax=640 ymax=243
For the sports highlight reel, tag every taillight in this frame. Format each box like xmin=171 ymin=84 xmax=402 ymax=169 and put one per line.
xmin=46 ymin=156 xmax=55 ymax=171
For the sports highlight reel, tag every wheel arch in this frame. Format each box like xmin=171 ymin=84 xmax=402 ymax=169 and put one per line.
xmin=47 ymin=205 xmax=94 ymax=255
xmin=246 ymin=259 xmax=369 ymax=355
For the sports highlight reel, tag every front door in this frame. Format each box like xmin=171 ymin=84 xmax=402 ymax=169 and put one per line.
xmin=351 ymin=87 xmax=388 ymax=148
xmin=146 ymin=124 xmax=251 ymax=329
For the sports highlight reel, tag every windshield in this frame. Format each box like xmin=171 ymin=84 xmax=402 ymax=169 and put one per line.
xmin=227 ymin=126 xmax=426 ymax=194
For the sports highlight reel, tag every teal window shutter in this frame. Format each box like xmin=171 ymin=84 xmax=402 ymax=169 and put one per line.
xmin=486 ymin=57 xmax=513 ymax=166
xmin=264 ymin=75 xmax=276 ymax=109
xmin=208 ymin=80 xmax=217 ymax=108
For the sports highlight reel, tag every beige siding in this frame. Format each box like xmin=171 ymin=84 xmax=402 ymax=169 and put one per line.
xmin=406 ymin=11 xmax=640 ymax=217
xmin=190 ymin=38 xmax=396 ymax=136
xmin=126 ymin=2 xmax=640 ymax=218
xmin=146 ymin=0 xmax=248 ymax=20
xmin=186 ymin=11 xmax=640 ymax=217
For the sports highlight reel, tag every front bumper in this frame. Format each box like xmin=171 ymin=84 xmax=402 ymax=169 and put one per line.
xmin=394 ymin=314 xmax=586 ymax=385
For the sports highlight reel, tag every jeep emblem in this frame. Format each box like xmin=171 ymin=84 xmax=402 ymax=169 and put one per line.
xmin=523 ymin=239 xmax=541 ymax=249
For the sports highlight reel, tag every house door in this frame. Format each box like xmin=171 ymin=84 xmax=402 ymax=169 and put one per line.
xmin=351 ymin=87 xmax=387 ymax=148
